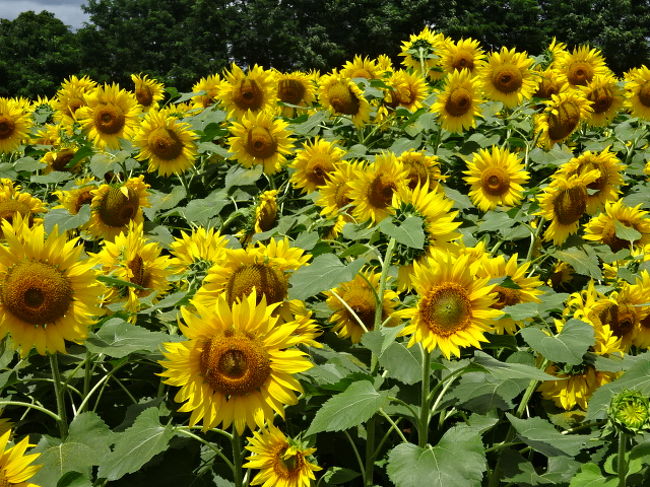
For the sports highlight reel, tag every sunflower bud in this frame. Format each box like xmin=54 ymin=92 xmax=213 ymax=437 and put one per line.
xmin=608 ymin=389 xmax=650 ymax=434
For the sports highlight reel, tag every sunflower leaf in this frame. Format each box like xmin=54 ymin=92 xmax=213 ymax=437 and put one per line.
xmin=614 ymin=220 xmax=642 ymax=242
xmin=43 ymin=205 xmax=91 ymax=233
xmin=85 ymin=318 xmax=182 ymax=358
xmin=506 ymin=414 xmax=591 ymax=457
xmin=520 ymin=319 xmax=594 ymax=366
xmin=379 ymin=215 xmax=425 ymax=249
xmin=569 ymin=463 xmax=617 ymax=487
xmin=288 ymin=254 xmax=364 ymax=300
xmin=555 ymin=247 xmax=602 ymax=279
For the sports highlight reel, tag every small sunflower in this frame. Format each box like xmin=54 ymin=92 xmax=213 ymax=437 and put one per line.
xmin=75 ymin=83 xmax=141 ymax=150
xmin=51 ymin=75 xmax=97 ymax=125
xmin=169 ymin=226 xmax=229 ymax=278
xmin=440 ymin=37 xmax=486 ymax=76
xmin=546 ymin=37 xmax=569 ymax=69
xmin=41 ymin=144 xmax=82 ymax=174
xmin=632 ymin=272 xmax=650 ymax=348
xmin=191 ymin=73 xmax=223 ymax=110
xmin=341 ymin=55 xmax=381 ymax=80
xmin=535 ymin=89 xmax=593 ymax=148
xmin=0 ymin=429 xmax=42 ymax=486
xmin=318 ymin=72 xmax=371 ymax=127
xmin=131 ymin=73 xmax=165 ymax=111
xmin=548 ymin=261 xmax=575 ymax=291
xmin=290 ymin=137 xmax=345 ymax=194
xmin=251 ymin=190 xmax=279 ymax=235
xmin=347 ymin=152 xmax=409 ymax=225
xmin=87 ymin=176 xmax=151 ymax=241
xmin=219 ymin=64 xmax=276 ymax=119
xmin=0 ymin=217 xmax=103 ymax=356
xmin=325 ymin=269 xmax=399 ymax=343
xmin=274 ymin=70 xmax=316 ymax=118
xmin=624 ymin=66 xmax=650 ymax=120
xmin=315 ymin=160 xmax=361 ymax=219
xmin=539 ymin=364 xmax=617 ymax=410
xmin=244 ymin=424 xmax=321 ymax=487
xmin=0 ymin=179 xmax=46 ymax=232
xmin=431 ymin=69 xmax=483 ymax=133
xmin=583 ymin=200 xmax=650 ymax=251
xmin=382 ymin=70 xmax=429 ymax=113
xmin=555 ymin=45 xmax=610 ymax=87
xmin=399 ymin=27 xmax=447 ymax=80
xmin=479 ymin=47 xmax=538 ymax=108
xmin=463 ymin=146 xmax=529 ymax=212
xmin=0 ymin=98 xmax=32 ymax=154
xmin=53 ymin=177 xmax=98 ymax=228
xmin=397 ymin=150 xmax=446 ymax=191
xmin=228 ymin=111 xmax=294 ymax=175
xmin=134 ymin=109 xmax=198 ymax=176
xmin=160 ymin=291 xmax=313 ymax=434
xmin=580 ymin=75 xmax=624 ymax=127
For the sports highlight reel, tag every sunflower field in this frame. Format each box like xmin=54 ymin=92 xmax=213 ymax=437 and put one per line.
xmin=0 ymin=26 xmax=650 ymax=487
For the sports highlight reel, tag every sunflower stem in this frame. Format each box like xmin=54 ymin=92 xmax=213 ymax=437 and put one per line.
xmin=364 ymin=416 xmax=376 ymax=486
xmin=418 ymin=346 xmax=432 ymax=448
xmin=49 ymin=354 xmax=68 ymax=438
xmin=231 ymin=430 xmax=244 ymax=487
xmin=374 ymin=237 xmax=395 ymax=330
xmin=618 ymin=432 xmax=629 ymax=487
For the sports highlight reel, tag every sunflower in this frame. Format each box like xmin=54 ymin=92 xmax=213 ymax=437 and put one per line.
xmin=325 ymin=269 xmax=399 ymax=343
xmin=0 ymin=216 xmax=103 ymax=356
xmin=477 ymin=254 xmax=543 ymax=334
xmin=169 ymin=226 xmax=229 ymax=278
xmin=240 ymin=190 xmax=279 ymax=240
xmin=219 ymin=64 xmax=276 ymax=119
xmin=376 ymin=54 xmax=394 ymax=74
xmin=557 ymin=147 xmax=624 ymax=214
xmin=396 ymin=150 xmax=446 ymax=191
xmin=51 ymin=75 xmax=97 ymax=125
xmin=580 ymin=75 xmax=624 ymax=127
xmin=87 ymin=176 xmax=151 ymax=241
xmin=318 ymin=72 xmax=371 ymax=127
xmin=53 ymin=177 xmax=98 ymax=216
xmin=548 ymin=261 xmax=575 ymax=291
xmin=0 ymin=98 xmax=32 ymax=154
xmin=41 ymin=144 xmax=82 ymax=174
xmin=75 ymin=83 xmax=141 ymax=150
xmin=632 ymin=272 xmax=650 ymax=348
xmin=159 ymin=291 xmax=313 ymax=434
xmin=274 ymin=70 xmax=316 ymax=118
xmin=91 ymin=221 xmax=172 ymax=320
xmin=463 ymin=146 xmax=529 ymax=212
xmin=315 ymin=160 xmax=361 ymax=219
xmin=347 ymin=152 xmax=409 ymax=225
xmin=624 ymin=66 xmax=650 ymax=120
xmin=583 ymin=200 xmax=650 ymax=251
xmin=555 ymin=45 xmax=610 ymax=87
xmin=244 ymin=424 xmax=321 ymax=487
xmin=546 ymin=37 xmax=568 ymax=69
xmin=430 ymin=69 xmax=483 ymax=133
xmin=131 ymin=73 xmax=165 ymax=111
xmin=382 ymin=70 xmax=429 ymax=113
xmin=290 ymin=138 xmax=346 ymax=194
xmin=0 ymin=180 xmax=46 ymax=233
xmin=440 ymin=38 xmax=486 ymax=76
xmin=134 ymin=109 xmax=198 ymax=176
xmin=533 ymin=68 xmax=565 ymax=101
xmin=191 ymin=74 xmax=223 ymax=110
xmin=228 ymin=110 xmax=294 ymax=175
xmin=340 ymin=55 xmax=381 ymax=80
xmin=399 ymin=252 xmax=501 ymax=359
xmin=478 ymin=47 xmax=538 ymax=108
xmin=535 ymin=89 xmax=593 ymax=148
xmin=538 ymin=364 xmax=617 ymax=410
xmin=399 ymin=27 xmax=447 ymax=80
xmin=0 ymin=429 xmax=42 ymax=486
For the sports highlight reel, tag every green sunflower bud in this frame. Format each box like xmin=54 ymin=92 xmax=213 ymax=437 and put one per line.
xmin=608 ymin=389 xmax=650 ymax=434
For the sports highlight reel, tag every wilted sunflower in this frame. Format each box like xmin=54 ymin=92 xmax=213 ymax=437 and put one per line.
xmin=0 ymin=98 xmax=32 ymax=154
xmin=399 ymin=27 xmax=447 ymax=80
xmin=274 ymin=70 xmax=316 ymax=117
xmin=76 ymin=83 xmax=141 ymax=149
xmin=131 ymin=73 xmax=165 ymax=111
xmin=315 ymin=160 xmax=361 ymax=219
xmin=431 ymin=69 xmax=483 ymax=133
xmin=88 ymin=176 xmax=150 ymax=241
xmin=397 ymin=150 xmax=446 ymax=191
xmin=583 ymin=200 xmax=650 ymax=251
xmin=555 ymin=45 xmax=610 ymax=87
xmin=318 ymin=72 xmax=371 ymax=127
xmin=160 ymin=291 xmax=313 ymax=434
xmin=0 ymin=216 xmax=103 ymax=356
xmin=463 ymin=146 xmax=529 ymax=212
xmin=382 ymin=70 xmax=429 ymax=113
xmin=51 ymin=75 xmax=97 ymax=125
xmin=250 ymin=190 xmax=279 ymax=235
xmin=479 ymin=47 xmax=538 ymax=108
xmin=535 ymin=89 xmax=593 ymax=148
xmin=219 ymin=64 xmax=276 ymax=119
xmin=348 ymin=152 xmax=409 ymax=225
xmin=0 ymin=429 xmax=42 ymax=486
xmin=624 ymin=66 xmax=650 ymax=120
xmin=134 ymin=109 xmax=198 ymax=176
xmin=0 ymin=179 xmax=46 ymax=231
xmin=290 ymin=137 xmax=346 ymax=193
xmin=441 ymin=38 xmax=485 ymax=76
xmin=244 ymin=424 xmax=321 ymax=487
xmin=580 ymin=75 xmax=624 ymax=127
xmin=399 ymin=252 xmax=501 ymax=359
xmin=228 ymin=110 xmax=294 ymax=175
xmin=326 ymin=269 xmax=399 ymax=343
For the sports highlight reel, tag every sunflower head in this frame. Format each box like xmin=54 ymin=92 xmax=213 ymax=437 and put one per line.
xmin=318 ymin=72 xmax=371 ymax=127
xmin=479 ymin=47 xmax=538 ymax=107
xmin=290 ymin=137 xmax=345 ymax=193
xmin=0 ymin=98 xmax=33 ymax=154
xmin=624 ymin=66 xmax=650 ymax=120
xmin=441 ymin=37 xmax=485 ymax=75
xmin=609 ymin=389 xmax=650 ymax=434
xmin=535 ymin=89 xmax=593 ymax=148
xmin=131 ymin=73 xmax=165 ymax=111
xmin=556 ymin=45 xmax=609 ymax=87
xmin=219 ymin=64 xmax=276 ymax=119
xmin=431 ymin=69 xmax=483 ymax=133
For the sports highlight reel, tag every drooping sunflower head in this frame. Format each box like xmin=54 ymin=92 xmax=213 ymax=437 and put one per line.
xmin=555 ymin=45 xmax=610 ymax=87
xmin=252 ymin=190 xmax=279 ymax=234
xmin=41 ymin=144 xmax=83 ymax=174
xmin=538 ymin=364 xmax=616 ymax=410
xmin=315 ymin=160 xmax=362 ymax=219
xmin=440 ymin=37 xmax=486 ymax=75
xmin=624 ymin=66 xmax=650 ymax=120
xmin=397 ymin=149 xmax=446 ymax=191
xmin=134 ymin=109 xmax=198 ymax=176
xmin=580 ymin=74 xmax=624 ymax=127
xmin=533 ymin=68 xmax=565 ymax=101
xmin=290 ymin=137 xmax=346 ymax=193
xmin=479 ymin=47 xmax=538 ymax=108
xmin=463 ymin=146 xmax=529 ymax=212
xmin=274 ymin=70 xmax=316 ymax=117
xmin=0 ymin=179 xmax=46 ymax=231
xmin=0 ymin=98 xmax=33 ymax=154
xmin=131 ymin=73 xmax=165 ymax=111
xmin=583 ymin=200 xmax=650 ymax=251
xmin=383 ymin=69 xmax=430 ymax=113
xmin=399 ymin=27 xmax=447 ymax=80
xmin=318 ymin=71 xmax=371 ymax=127
xmin=535 ymin=89 xmax=593 ymax=148
xmin=228 ymin=110 xmax=294 ymax=175
xmin=431 ymin=69 xmax=483 ymax=133
xmin=219 ymin=64 xmax=276 ymax=119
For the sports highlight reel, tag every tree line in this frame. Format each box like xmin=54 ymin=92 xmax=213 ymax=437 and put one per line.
xmin=1 ymin=0 xmax=649 ymax=98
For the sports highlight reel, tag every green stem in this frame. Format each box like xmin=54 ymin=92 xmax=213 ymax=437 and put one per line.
xmin=374 ymin=237 xmax=395 ymax=331
xmin=618 ymin=432 xmax=628 ymax=487
xmin=344 ymin=430 xmax=365 ymax=485
xmin=231 ymin=430 xmax=243 ymax=487
xmin=525 ymin=217 xmax=544 ymax=263
xmin=49 ymin=354 xmax=68 ymax=438
xmin=176 ymin=428 xmax=234 ymax=471
xmin=0 ymin=401 xmax=61 ymax=423
xmin=418 ymin=346 xmax=432 ymax=448
xmin=81 ymin=351 xmax=93 ymax=413
xmin=364 ymin=416 xmax=376 ymax=487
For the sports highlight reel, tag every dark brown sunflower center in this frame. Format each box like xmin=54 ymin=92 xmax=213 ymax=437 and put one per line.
xmin=1 ymin=261 xmax=73 ymax=325
xmin=73 ymin=190 xmax=94 ymax=214
xmin=306 ymin=163 xmax=330 ymax=186
xmin=588 ymin=87 xmax=613 ymax=114
xmin=638 ymin=82 xmax=650 ymax=107
xmin=0 ymin=200 xmax=32 ymax=225
xmin=149 ymin=127 xmax=184 ymax=161
xmin=452 ymin=52 xmax=474 ymax=71
xmin=0 ymin=116 xmax=15 ymax=140
xmin=328 ymin=82 xmax=360 ymax=115
xmin=480 ymin=167 xmax=510 ymax=196
xmin=367 ymin=175 xmax=396 ymax=209
xmin=535 ymin=79 xmax=560 ymax=99
xmin=234 ymin=79 xmax=264 ymax=111
xmin=553 ymin=186 xmax=587 ymax=225
xmin=128 ymin=255 xmax=149 ymax=288
xmin=94 ymin=104 xmax=126 ymax=135
xmin=420 ymin=283 xmax=471 ymax=335
xmin=274 ymin=446 xmax=305 ymax=478
xmin=599 ymin=303 xmax=635 ymax=338
xmin=52 ymin=149 xmax=76 ymax=171
xmin=256 ymin=200 xmax=277 ymax=232
xmin=67 ymin=98 xmax=84 ymax=117
xmin=135 ymin=85 xmax=154 ymax=107
xmin=568 ymin=62 xmax=593 ymax=86
xmin=199 ymin=335 xmax=271 ymax=396
xmin=246 ymin=127 xmax=277 ymax=159
xmin=226 ymin=263 xmax=288 ymax=306
xmin=492 ymin=286 xmax=521 ymax=309
xmin=445 ymin=87 xmax=472 ymax=117
xmin=344 ymin=289 xmax=378 ymax=331
xmin=492 ymin=66 xmax=523 ymax=94
xmin=278 ymin=79 xmax=306 ymax=105
xmin=547 ymin=101 xmax=581 ymax=142
xmin=334 ymin=184 xmax=352 ymax=209
xmin=98 ymin=186 xmax=139 ymax=227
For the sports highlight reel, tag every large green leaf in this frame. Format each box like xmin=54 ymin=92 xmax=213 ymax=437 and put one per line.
xmin=43 ymin=206 xmax=91 ymax=233
xmin=506 ymin=414 xmax=590 ymax=457
xmin=379 ymin=216 xmax=425 ymax=249
xmin=386 ymin=425 xmax=487 ymax=487
xmin=568 ymin=464 xmax=617 ymax=487
xmin=520 ymin=319 xmax=594 ymax=366
xmin=555 ymin=247 xmax=602 ymax=279
xmin=85 ymin=318 xmax=181 ymax=358
xmin=378 ymin=341 xmax=422 ymax=385
xmin=288 ymin=254 xmax=364 ymax=300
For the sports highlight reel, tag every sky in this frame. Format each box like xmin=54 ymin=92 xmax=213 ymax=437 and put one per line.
xmin=0 ymin=0 xmax=89 ymax=29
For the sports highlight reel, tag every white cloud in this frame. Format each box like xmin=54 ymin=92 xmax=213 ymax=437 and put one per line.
xmin=0 ymin=1 xmax=89 ymax=28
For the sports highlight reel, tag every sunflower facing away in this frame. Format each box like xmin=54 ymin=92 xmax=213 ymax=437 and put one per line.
xmin=399 ymin=27 xmax=447 ymax=81
xmin=0 ymin=429 xmax=42 ymax=486
xmin=244 ymin=424 xmax=321 ymax=487
xmin=340 ymin=55 xmax=381 ymax=80
xmin=479 ymin=47 xmax=539 ymax=108
xmin=159 ymin=291 xmax=313 ymax=434
xmin=290 ymin=137 xmax=346 ymax=194
xmin=0 ymin=98 xmax=32 ymax=154
xmin=463 ymin=146 xmax=529 ymax=212
xmin=318 ymin=72 xmax=371 ymax=128
xmin=219 ymin=64 xmax=277 ymax=119
xmin=431 ymin=69 xmax=483 ymax=133
xmin=131 ymin=73 xmax=165 ymax=111
xmin=0 ymin=216 xmax=103 ymax=356
xmin=535 ymin=89 xmax=593 ymax=148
